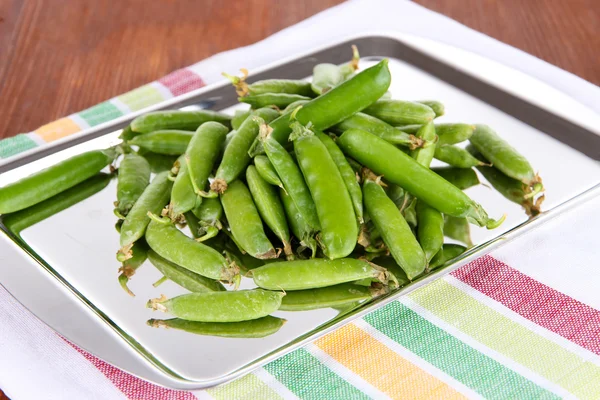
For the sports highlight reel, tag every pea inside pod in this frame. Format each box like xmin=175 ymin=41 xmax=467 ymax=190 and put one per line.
xmin=147 ymin=289 xmax=284 ymax=322
xmin=148 ymin=316 xmax=286 ymax=338
xmin=0 ymin=149 xmax=116 ymax=215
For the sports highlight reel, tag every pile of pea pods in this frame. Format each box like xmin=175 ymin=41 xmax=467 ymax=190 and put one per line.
xmin=0 ymin=47 xmax=545 ymax=338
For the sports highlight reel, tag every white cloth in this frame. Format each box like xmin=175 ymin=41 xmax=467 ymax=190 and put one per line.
xmin=1 ymin=1 xmax=598 ymax=399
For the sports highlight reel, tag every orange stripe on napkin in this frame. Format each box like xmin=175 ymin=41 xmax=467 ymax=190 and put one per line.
xmin=34 ymin=118 xmax=81 ymax=142
xmin=315 ymin=323 xmax=466 ymax=400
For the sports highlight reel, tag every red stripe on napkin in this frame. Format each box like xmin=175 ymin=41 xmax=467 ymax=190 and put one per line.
xmin=452 ymin=255 xmax=600 ymax=355
xmin=158 ymin=69 xmax=206 ymax=96
xmin=68 ymin=341 xmax=196 ymax=400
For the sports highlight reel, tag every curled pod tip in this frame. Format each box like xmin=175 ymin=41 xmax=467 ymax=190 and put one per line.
xmin=222 ymin=68 xmax=249 ymax=97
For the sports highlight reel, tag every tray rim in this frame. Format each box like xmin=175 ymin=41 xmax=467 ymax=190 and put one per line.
xmin=1 ymin=32 xmax=600 ymax=390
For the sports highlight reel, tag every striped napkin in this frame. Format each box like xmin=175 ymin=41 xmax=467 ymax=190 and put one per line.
xmin=1 ymin=1 xmax=599 ymax=399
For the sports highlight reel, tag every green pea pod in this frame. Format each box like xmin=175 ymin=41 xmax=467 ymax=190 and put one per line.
xmin=468 ymin=146 xmax=541 ymax=217
xmin=0 ymin=149 xmax=116 ymax=215
xmin=417 ymin=100 xmax=444 ymax=117
xmin=130 ymin=110 xmax=231 ymax=133
xmin=223 ymin=71 xmax=314 ymax=97
xmin=363 ymin=178 xmax=426 ymax=280
xmin=246 ymin=165 xmax=292 ymax=258
xmin=239 ymin=93 xmax=311 ymax=109
xmin=279 ymin=188 xmax=317 ymax=257
xmin=444 ymin=215 xmax=473 ymax=247
xmin=129 ymin=130 xmax=193 ymax=155
xmin=145 ymin=217 xmax=240 ymax=283
xmin=119 ymin=171 xmax=172 ymax=251
xmin=470 ymin=124 xmax=543 ymax=195
xmin=434 ymin=145 xmax=486 ymax=168
xmin=292 ymin=124 xmax=358 ymax=259
xmin=397 ymin=123 xmax=475 ymax=146
xmin=119 ymin=125 xmax=137 ymax=141
xmin=2 ymin=173 xmax=112 ymax=235
xmin=254 ymin=155 xmax=284 ymax=189
xmin=220 ymin=180 xmax=278 ymax=259
xmin=363 ymin=100 xmax=435 ymax=126
xmin=252 ymin=258 xmax=393 ymax=290
xmin=311 ymin=45 xmax=359 ymax=95
xmin=261 ymin=128 xmax=320 ymax=231
xmin=118 ymin=239 xmax=149 ymax=296
xmin=411 ymin=121 xmax=436 ymax=167
xmin=416 ymin=201 xmax=445 ymax=263
xmin=279 ymin=283 xmax=383 ymax=311
xmin=249 ymin=59 xmax=391 ymax=156
xmin=368 ymin=256 xmax=410 ymax=288
xmin=332 ymin=113 xmax=423 ymax=149
xmin=137 ymin=149 xmax=178 ymax=173
xmin=183 ymin=121 xmax=228 ymax=200
xmin=282 ymin=100 xmax=310 ymax=113
xmin=429 ymin=244 xmax=467 ymax=270
xmin=147 ymin=249 xmax=225 ymax=292
xmin=148 ymin=315 xmax=286 ymax=338
xmin=147 ymin=289 xmax=283 ymax=322
xmin=410 ymin=122 xmax=443 ymax=263
xmin=316 ymin=132 xmax=363 ymax=224
xmin=184 ymin=199 xmax=223 ymax=241
xmin=212 ymin=108 xmax=279 ymax=193
xmin=338 ymin=129 xmax=504 ymax=229
xmin=431 ymin=167 xmax=480 ymax=190
xmin=184 ymin=211 xmax=203 ymax=239
xmin=231 ymin=109 xmax=251 ymax=130
xmin=169 ymin=155 xmax=198 ymax=217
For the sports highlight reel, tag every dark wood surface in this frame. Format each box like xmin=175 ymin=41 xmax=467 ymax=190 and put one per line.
xmin=0 ymin=0 xmax=597 ymax=397
xmin=0 ymin=0 xmax=598 ymax=140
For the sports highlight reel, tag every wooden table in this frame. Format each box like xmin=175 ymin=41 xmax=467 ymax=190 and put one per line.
xmin=0 ymin=0 xmax=598 ymax=140
xmin=0 ymin=0 xmax=597 ymax=397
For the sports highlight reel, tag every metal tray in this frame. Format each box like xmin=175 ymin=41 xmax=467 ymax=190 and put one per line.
xmin=1 ymin=34 xmax=600 ymax=390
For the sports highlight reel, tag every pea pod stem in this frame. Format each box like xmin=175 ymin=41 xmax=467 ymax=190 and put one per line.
xmin=152 ymin=276 xmax=168 ymax=288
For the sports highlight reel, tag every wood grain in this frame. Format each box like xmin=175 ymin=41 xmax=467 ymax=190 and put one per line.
xmin=0 ymin=0 xmax=598 ymax=140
